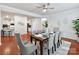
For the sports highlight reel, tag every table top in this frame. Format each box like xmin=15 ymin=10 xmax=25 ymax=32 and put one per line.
xmin=31 ymin=34 xmax=49 ymax=41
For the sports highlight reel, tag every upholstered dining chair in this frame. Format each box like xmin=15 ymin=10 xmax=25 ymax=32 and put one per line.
xmin=15 ymin=33 xmax=37 ymax=55
xmin=54 ymin=31 xmax=61 ymax=51
xmin=47 ymin=33 xmax=56 ymax=55
xmin=57 ymin=31 xmax=62 ymax=47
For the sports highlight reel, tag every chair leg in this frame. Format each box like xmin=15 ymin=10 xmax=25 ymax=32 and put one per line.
xmin=59 ymin=42 xmax=60 ymax=46
xmin=57 ymin=42 xmax=59 ymax=48
xmin=48 ymin=49 xmax=50 ymax=55
xmin=58 ymin=42 xmax=60 ymax=47
xmin=20 ymin=53 xmax=22 ymax=55
xmin=54 ymin=44 xmax=56 ymax=51
xmin=35 ymin=49 xmax=37 ymax=55
xmin=52 ymin=47 xmax=54 ymax=53
xmin=59 ymin=41 xmax=61 ymax=46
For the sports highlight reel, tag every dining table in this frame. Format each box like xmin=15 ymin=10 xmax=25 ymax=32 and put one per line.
xmin=30 ymin=34 xmax=49 ymax=55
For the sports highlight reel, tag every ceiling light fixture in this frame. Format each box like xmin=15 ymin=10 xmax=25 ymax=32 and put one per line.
xmin=36 ymin=3 xmax=54 ymax=13
xmin=43 ymin=9 xmax=47 ymax=12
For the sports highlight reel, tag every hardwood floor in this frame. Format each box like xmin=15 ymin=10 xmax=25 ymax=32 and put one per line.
xmin=0 ymin=36 xmax=20 ymax=55
xmin=0 ymin=35 xmax=79 ymax=55
xmin=0 ymin=32 xmax=31 ymax=55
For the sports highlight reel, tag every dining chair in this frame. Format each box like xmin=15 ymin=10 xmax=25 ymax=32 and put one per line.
xmin=15 ymin=33 xmax=37 ymax=55
xmin=1 ymin=30 xmax=4 ymax=36
xmin=57 ymin=32 xmax=62 ymax=47
xmin=47 ymin=33 xmax=56 ymax=55
xmin=54 ymin=31 xmax=61 ymax=51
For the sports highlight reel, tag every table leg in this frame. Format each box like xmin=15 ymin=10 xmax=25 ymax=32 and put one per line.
xmin=40 ymin=41 xmax=43 ymax=55
xmin=30 ymin=36 xmax=32 ymax=43
xmin=35 ymin=39 xmax=37 ymax=45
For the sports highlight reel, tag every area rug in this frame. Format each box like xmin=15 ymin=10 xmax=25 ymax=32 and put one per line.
xmin=53 ymin=40 xmax=71 ymax=55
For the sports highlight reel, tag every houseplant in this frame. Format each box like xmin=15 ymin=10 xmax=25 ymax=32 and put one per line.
xmin=43 ymin=21 xmax=48 ymax=28
xmin=42 ymin=21 xmax=48 ymax=35
xmin=73 ymin=19 xmax=79 ymax=37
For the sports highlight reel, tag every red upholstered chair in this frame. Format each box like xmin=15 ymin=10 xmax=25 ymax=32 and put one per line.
xmin=21 ymin=32 xmax=32 ymax=42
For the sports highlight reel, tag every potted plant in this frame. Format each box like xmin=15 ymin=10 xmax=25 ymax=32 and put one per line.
xmin=43 ymin=21 xmax=48 ymax=28
xmin=73 ymin=19 xmax=79 ymax=37
xmin=43 ymin=21 xmax=48 ymax=35
xmin=27 ymin=23 xmax=31 ymax=32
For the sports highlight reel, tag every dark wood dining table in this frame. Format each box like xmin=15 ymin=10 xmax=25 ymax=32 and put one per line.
xmin=30 ymin=34 xmax=48 ymax=55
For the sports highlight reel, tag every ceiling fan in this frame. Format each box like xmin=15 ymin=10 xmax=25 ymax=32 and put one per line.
xmin=36 ymin=3 xmax=54 ymax=12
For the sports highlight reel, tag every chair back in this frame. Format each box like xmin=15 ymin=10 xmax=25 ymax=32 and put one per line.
xmin=1 ymin=30 xmax=4 ymax=36
xmin=54 ymin=31 xmax=60 ymax=44
xmin=15 ymin=33 xmax=26 ymax=54
xmin=48 ymin=33 xmax=55 ymax=49
xmin=58 ymin=31 xmax=62 ymax=45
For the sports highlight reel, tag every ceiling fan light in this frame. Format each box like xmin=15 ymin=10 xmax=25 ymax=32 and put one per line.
xmin=43 ymin=9 xmax=47 ymax=12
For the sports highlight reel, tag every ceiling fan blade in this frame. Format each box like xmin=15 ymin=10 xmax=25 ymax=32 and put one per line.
xmin=44 ymin=7 xmax=54 ymax=9
xmin=36 ymin=6 xmax=42 ymax=8
xmin=48 ymin=8 xmax=54 ymax=9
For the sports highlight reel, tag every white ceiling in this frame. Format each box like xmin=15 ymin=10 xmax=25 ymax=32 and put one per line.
xmin=0 ymin=3 xmax=79 ymax=15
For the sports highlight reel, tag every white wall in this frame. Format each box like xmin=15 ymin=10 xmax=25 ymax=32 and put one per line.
xmin=32 ymin=18 xmax=43 ymax=33
xmin=48 ymin=8 xmax=79 ymax=40
xmin=2 ymin=14 xmax=14 ymax=26
xmin=14 ymin=15 xmax=27 ymax=34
